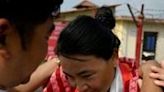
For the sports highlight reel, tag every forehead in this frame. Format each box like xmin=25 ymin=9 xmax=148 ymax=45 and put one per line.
xmin=59 ymin=55 xmax=104 ymax=65
xmin=59 ymin=55 xmax=110 ymax=74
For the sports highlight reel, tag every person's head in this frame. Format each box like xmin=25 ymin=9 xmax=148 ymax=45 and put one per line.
xmin=0 ymin=0 xmax=63 ymax=89
xmin=56 ymin=7 xmax=120 ymax=92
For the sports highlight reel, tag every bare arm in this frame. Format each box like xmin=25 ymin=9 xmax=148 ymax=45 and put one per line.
xmin=8 ymin=58 xmax=59 ymax=92
xmin=139 ymin=60 xmax=163 ymax=92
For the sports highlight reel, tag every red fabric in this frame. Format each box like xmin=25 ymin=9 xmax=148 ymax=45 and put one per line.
xmin=43 ymin=67 xmax=77 ymax=92
xmin=46 ymin=22 xmax=68 ymax=59
xmin=46 ymin=81 xmax=53 ymax=92
xmin=119 ymin=57 xmax=140 ymax=92
xmin=56 ymin=67 xmax=66 ymax=92
xmin=119 ymin=63 xmax=133 ymax=92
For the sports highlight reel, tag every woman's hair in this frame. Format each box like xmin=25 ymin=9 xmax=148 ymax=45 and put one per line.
xmin=56 ymin=6 xmax=120 ymax=60
xmin=95 ymin=6 xmax=120 ymax=49
xmin=0 ymin=0 xmax=63 ymax=49
xmin=95 ymin=6 xmax=116 ymax=30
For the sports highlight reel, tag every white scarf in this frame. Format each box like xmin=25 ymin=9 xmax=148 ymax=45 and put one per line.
xmin=110 ymin=67 xmax=123 ymax=92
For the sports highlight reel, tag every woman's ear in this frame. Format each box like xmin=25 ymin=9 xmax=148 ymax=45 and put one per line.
xmin=111 ymin=48 xmax=119 ymax=67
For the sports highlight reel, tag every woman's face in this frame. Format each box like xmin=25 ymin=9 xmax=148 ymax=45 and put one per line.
xmin=59 ymin=55 xmax=117 ymax=92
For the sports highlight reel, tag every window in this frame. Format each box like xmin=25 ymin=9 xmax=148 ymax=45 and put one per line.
xmin=142 ymin=32 xmax=158 ymax=60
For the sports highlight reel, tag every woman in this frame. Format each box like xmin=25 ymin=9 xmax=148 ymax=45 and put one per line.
xmin=44 ymin=7 xmax=162 ymax=92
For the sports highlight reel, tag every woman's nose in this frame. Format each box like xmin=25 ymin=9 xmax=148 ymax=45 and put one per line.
xmin=76 ymin=84 xmax=89 ymax=92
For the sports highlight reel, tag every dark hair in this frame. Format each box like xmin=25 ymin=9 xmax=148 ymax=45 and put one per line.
xmin=0 ymin=0 xmax=63 ymax=49
xmin=56 ymin=6 xmax=120 ymax=60
xmin=95 ymin=6 xmax=116 ymax=30
xmin=0 ymin=0 xmax=63 ymax=24
xmin=96 ymin=6 xmax=120 ymax=49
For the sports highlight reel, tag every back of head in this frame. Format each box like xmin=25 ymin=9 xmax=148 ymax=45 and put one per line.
xmin=0 ymin=0 xmax=63 ymax=24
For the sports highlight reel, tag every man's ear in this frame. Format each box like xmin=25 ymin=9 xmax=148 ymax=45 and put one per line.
xmin=0 ymin=18 xmax=12 ymax=45
xmin=0 ymin=18 xmax=11 ymax=35
xmin=0 ymin=18 xmax=11 ymax=61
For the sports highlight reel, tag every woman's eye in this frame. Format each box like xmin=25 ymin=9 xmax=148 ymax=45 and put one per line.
xmin=81 ymin=74 xmax=93 ymax=79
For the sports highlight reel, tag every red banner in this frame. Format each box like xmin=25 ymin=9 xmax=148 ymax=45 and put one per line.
xmin=46 ymin=22 xmax=68 ymax=59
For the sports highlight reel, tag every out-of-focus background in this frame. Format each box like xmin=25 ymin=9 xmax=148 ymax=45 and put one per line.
xmin=47 ymin=0 xmax=164 ymax=66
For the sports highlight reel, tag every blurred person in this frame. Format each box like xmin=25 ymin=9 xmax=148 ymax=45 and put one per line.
xmin=0 ymin=0 xmax=63 ymax=90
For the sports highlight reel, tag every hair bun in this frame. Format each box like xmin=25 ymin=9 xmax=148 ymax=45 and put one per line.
xmin=95 ymin=6 xmax=115 ymax=30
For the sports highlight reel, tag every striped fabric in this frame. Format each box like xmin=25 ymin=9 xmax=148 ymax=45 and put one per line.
xmin=43 ymin=67 xmax=78 ymax=92
xmin=46 ymin=22 xmax=68 ymax=59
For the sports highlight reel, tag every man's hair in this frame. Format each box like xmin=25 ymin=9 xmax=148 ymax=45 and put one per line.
xmin=0 ymin=0 xmax=63 ymax=49
xmin=0 ymin=0 xmax=63 ymax=24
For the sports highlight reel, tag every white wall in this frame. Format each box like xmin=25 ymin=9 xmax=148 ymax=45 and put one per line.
xmin=115 ymin=20 xmax=164 ymax=61
xmin=115 ymin=21 xmax=137 ymax=59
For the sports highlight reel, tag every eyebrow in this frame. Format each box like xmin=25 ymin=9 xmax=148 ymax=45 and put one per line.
xmin=77 ymin=70 xmax=90 ymax=76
